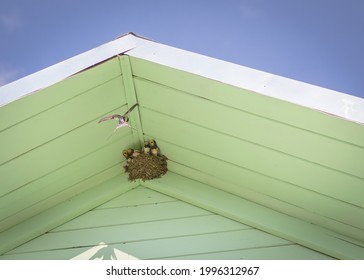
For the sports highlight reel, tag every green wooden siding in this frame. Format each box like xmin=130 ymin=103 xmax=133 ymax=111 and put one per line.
xmin=1 ymin=186 xmax=333 ymax=260
xmin=144 ymin=172 xmax=364 ymax=259
xmin=0 ymin=174 xmax=136 ymax=256
xmin=129 ymin=56 xmax=364 ymax=244
xmin=0 ymin=58 xmax=134 ymax=233
xmin=1 ymin=39 xmax=364 ymax=260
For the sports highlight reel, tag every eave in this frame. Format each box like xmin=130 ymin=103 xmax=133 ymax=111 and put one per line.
xmin=1 ymin=33 xmax=363 ymax=259
xmin=1 ymin=32 xmax=363 ymax=124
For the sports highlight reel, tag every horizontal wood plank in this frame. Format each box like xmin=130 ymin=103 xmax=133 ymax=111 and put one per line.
xmin=53 ymin=201 xmax=212 ymax=232
xmin=7 ymin=216 xmax=249 ymax=254
xmin=96 ymin=186 xmax=176 ymax=209
xmin=118 ymin=229 xmax=291 ymax=260
xmin=135 ymin=77 xmax=364 ymax=179
xmin=0 ymin=163 xmax=126 ymax=232
xmin=165 ymin=244 xmax=334 ymax=260
xmin=1 ymin=185 xmax=334 ymax=260
xmin=0 ymin=58 xmax=121 ymax=131
xmin=0 ymin=77 xmax=125 ymax=165
xmin=143 ymin=172 xmax=364 ymax=259
xmin=166 ymin=160 xmax=364 ymax=243
xmin=0 ymin=134 xmax=133 ymax=228
xmin=0 ymin=231 xmax=287 ymax=260
xmin=150 ymin=139 xmax=364 ymax=233
xmin=1 ymin=240 xmax=332 ymax=260
xmin=130 ymin=57 xmax=364 ymax=148
xmin=0 ymin=107 xmax=133 ymax=198
xmin=0 ymin=174 xmax=137 ymax=255
xmin=140 ymin=108 xmax=364 ymax=208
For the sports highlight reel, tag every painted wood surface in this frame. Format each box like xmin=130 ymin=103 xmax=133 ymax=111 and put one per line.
xmin=1 ymin=186 xmax=333 ymax=260
xmin=144 ymin=172 xmax=364 ymax=259
xmin=0 ymin=58 xmax=137 ymax=233
xmin=1 ymin=50 xmax=363 ymax=260
xmin=0 ymin=174 xmax=136 ymax=255
xmin=129 ymin=57 xmax=364 ymax=246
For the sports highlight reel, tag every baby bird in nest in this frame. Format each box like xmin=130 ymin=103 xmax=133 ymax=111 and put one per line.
xmin=122 ymin=148 xmax=141 ymax=162
xmin=122 ymin=149 xmax=133 ymax=163
xmin=150 ymin=139 xmax=160 ymax=156
xmin=142 ymin=140 xmax=151 ymax=154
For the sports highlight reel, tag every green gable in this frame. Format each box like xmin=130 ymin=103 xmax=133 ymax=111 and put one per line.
xmin=1 ymin=185 xmax=332 ymax=260
xmin=0 ymin=33 xmax=363 ymax=259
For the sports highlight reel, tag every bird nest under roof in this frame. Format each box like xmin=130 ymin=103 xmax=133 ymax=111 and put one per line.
xmin=123 ymin=139 xmax=168 ymax=181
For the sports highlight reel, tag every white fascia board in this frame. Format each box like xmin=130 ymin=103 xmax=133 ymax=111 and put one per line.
xmin=127 ymin=38 xmax=364 ymax=124
xmin=0 ymin=34 xmax=141 ymax=106
xmin=1 ymin=33 xmax=363 ymax=124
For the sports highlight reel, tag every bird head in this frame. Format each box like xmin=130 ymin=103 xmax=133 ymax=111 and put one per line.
xmin=150 ymin=139 xmax=157 ymax=147
xmin=122 ymin=150 xmax=129 ymax=158
xmin=144 ymin=140 xmax=150 ymax=147
xmin=127 ymin=148 xmax=134 ymax=156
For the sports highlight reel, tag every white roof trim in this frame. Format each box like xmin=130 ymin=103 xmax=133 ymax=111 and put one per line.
xmin=0 ymin=34 xmax=141 ymax=105
xmin=127 ymin=38 xmax=364 ymax=125
xmin=1 ymin=33 xmax=363 ymax=124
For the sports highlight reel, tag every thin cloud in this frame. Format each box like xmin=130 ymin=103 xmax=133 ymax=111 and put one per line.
xmin=237 ymin=0 xmax=266 ymax=20
xmin=0 ymin=13 xmax=21 ymax=31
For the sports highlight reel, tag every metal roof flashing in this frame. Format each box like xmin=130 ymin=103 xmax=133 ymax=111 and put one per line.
xmin=1 ymin=32 xmax=363 ymax=124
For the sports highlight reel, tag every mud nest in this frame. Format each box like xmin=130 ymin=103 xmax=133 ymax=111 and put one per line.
xmin=125 ymin=153 xmax=168 ymax=181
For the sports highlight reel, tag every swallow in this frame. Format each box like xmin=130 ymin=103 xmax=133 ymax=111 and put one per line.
xmin=150 ymin=139 xmax=160 ymax=156
xmin=142 ymin=140 xmax=151 ymax=154
xmin=132 ymin=149 xmax=141 ymax=158
xmin=98 ymin=103 xmax=138 ymax=132
xmin=122 ymin=149 xmax=134 ymax=163
xmin=124 ymin=148 xmax=141 ymax=160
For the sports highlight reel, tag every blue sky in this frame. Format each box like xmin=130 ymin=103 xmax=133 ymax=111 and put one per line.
xmin=1 ymin=0 xmax=363 ymax=98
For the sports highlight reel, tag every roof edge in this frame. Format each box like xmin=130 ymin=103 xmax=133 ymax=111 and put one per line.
xmin=126 ymin=38 xmax=364 ymax=125
xmin=0 ymin=33 xmax=140 ymax=106
xmin=1 ymin=32 xmax=363 ymax=124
